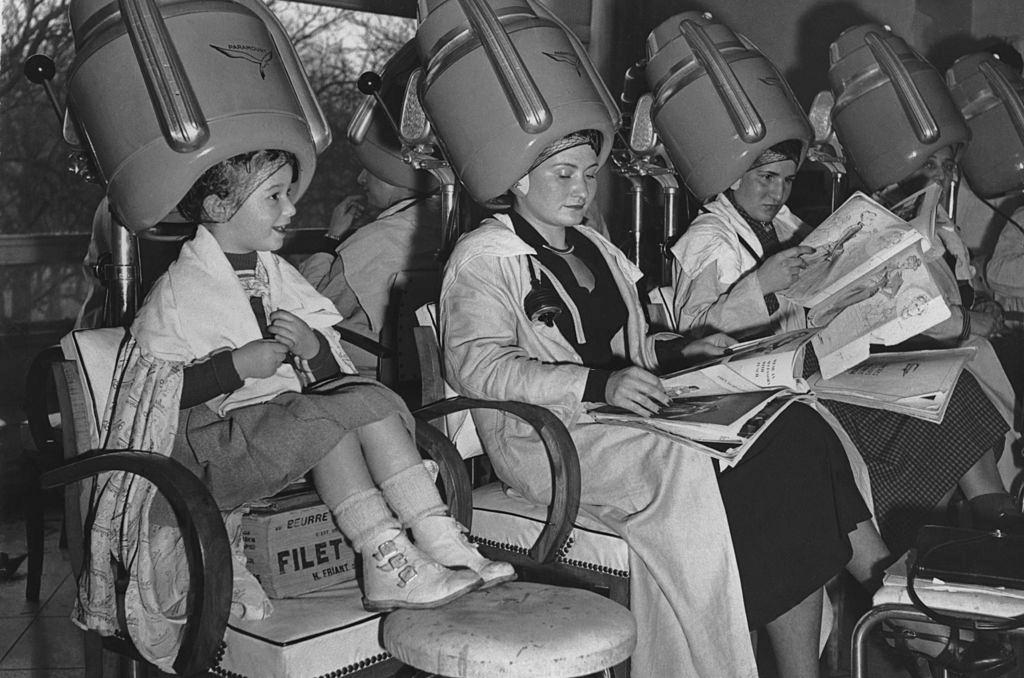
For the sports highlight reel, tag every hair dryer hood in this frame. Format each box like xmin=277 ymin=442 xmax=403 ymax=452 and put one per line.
xmin=353 ymin=115 xmax=440 ymax=193
xmin=947 ymin=52 xmax=1024 ymax=197
xmin=347 ymin=41 xmax=439 ymax=193
xmin=414 ymin=0 xmax=619 ymax=202
xmin=66 ymin=0 xmax=330 ymax=233
xmin=827 ymin=24 xmax=968 ymax=191
xmin=644 ymin=12 xmax=812 ymax=201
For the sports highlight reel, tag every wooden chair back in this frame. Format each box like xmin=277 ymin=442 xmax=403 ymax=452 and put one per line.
xmin=647 ymin=284 xmax=677 ymax=332
xmin=378 ymin=269 xmax=441 ymax=405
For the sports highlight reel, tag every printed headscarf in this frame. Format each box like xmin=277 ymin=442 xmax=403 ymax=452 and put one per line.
xmin=748 ymin=139 xmax=803 ymax=171
xmin=527 ymin=129 xmax=603 ymax=174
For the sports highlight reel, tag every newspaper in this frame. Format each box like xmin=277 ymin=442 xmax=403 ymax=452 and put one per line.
xmin=779 ymin=191 xmax=950 ymax=379
xmin=808 ymin=347 xmax=975 ymax=423
xmin=660 ymin=328 xmax=818 ymax=397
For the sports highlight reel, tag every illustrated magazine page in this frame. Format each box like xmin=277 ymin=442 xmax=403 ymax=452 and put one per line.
xmin=779 ymin=191 xmax=950 ymax=378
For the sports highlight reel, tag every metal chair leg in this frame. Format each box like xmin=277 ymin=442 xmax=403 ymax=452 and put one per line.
xmin=851 ymin=604 xmax=929 ymax=678
xmin=24 ymin=454 xmax=44 ymax=602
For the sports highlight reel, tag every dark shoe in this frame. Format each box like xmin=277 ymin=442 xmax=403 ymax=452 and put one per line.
xmin=968 ymin=493 xmax=1024 ymax=534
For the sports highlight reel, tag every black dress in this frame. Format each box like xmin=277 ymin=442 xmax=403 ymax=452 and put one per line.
xmin=717 ymin=403 xmax=867 ymax=627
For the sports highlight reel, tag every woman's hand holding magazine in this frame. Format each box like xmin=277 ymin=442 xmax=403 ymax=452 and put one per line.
xmin=590 ymin=329 xmax=820 ymax=465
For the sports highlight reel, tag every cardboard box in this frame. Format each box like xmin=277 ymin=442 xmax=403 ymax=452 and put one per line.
xmin=242 ymin=492 xmax=358 ymax=598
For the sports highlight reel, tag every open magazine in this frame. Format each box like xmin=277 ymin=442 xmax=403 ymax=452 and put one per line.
xmin=779 ymin=190 xmax=950 ymax=379
xmin=589 ymin=390 xmax=798 ymax=466
xmin=588 ymin=329 xmax=818 ymax=465
xmin=807 ymin=347 xmax=975 ymax=423
xmin=660 ymin=327 xmax=818 ymax=397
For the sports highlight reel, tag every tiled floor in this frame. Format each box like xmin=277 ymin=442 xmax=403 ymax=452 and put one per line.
xmin=0 ymin=512 xmax=85 ymax=677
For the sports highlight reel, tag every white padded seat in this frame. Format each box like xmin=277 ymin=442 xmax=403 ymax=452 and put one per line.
xmin=215 ymin=580 xmax=391 ymax=678
xmin=471 ymin=483 xmax=630 ymax=578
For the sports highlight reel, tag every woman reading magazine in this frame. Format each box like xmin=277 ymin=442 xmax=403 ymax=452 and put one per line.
xmin=441 ymin=129 xmax=887 ymax=678
xmin=671 ymin=140 xmax=1019 ymax=556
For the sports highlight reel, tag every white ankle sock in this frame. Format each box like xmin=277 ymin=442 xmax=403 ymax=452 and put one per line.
xmin=330 ymin=488 xmax=401 ymax=553
xmin=379 ymin=463 xmax=447 ymax=529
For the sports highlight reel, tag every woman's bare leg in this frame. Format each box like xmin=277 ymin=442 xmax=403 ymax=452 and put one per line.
xmin=958 ymin=448 xmax=1008 ymax=498
xmin=765 ymin=588 xmax=824 ymax=678
xmin=845 ymin=519 xmax=890 ymax=588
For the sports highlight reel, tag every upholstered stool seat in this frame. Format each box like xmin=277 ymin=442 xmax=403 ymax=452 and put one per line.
xmin=381 ymin=582 xmax=636 ymax=677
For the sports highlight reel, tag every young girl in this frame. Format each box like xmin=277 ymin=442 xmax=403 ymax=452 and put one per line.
xmin=137 ymin=148 xmax=514 ymax=611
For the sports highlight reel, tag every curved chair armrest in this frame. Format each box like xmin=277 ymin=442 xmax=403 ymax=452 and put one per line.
xmin=40 ymin=449 xmax=231 ymax=677
xmin=414 ymin=397 xmax=581 ymax=565
xmin=414 ymin=418 xmax=474 ymax=527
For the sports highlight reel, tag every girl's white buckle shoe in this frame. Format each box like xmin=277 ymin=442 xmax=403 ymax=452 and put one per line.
xmin=362 ymin=531 xmax=482 ymax=612
xmin=414 ymin=515 xmax=517 ymax=588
